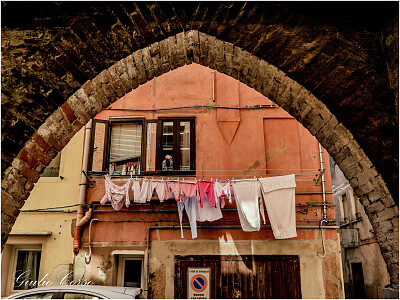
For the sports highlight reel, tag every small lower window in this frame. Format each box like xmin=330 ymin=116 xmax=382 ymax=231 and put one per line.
xmin=117 ymin=255 xmax=144 ymax=289
xmin=13 ymin=250 xmax=41 ymax=290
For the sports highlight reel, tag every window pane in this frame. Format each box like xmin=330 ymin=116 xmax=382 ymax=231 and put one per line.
xmin=161 ymin=122 xmax=174 ymax=171
xmin=180 ymin=121 xmax=191 ymax=170
xmin=110 ymin=123 xmax=142 ymax=173
xmin=14 ymin=251 xmax=41 ymax=290
xmin=16 ymin=292 xmax=54 ymax=299
xmin=92 ymin=122 xmax=106 ymax=172
xmin=124 ymin=260 xmax=142 ymax=288
xmin=146 ymin=123 xmax=157 ymax=171
xmin=63 ymin=293 xmax=100 ymax=299
xmin=41 ymin=152 xmax=61 ymax=177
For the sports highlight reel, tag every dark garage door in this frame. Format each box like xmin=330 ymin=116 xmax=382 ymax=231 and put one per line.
xmin=175 ymin=255 xmax=301 ymax=299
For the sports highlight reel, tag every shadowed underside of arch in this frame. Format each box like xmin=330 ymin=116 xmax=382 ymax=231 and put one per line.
xmin=1 ymin=2 xmax=398 ymax=287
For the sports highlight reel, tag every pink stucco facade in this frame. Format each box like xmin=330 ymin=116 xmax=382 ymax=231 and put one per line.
xmin=76 ymin=64 xmax=343 ymax=299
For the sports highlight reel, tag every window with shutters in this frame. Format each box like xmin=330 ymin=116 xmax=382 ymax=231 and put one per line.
xmin=89 ymin=117 xmax=195 ymax=175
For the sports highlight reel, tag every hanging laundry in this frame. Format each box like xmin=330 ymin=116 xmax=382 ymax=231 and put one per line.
xmin=258 ymin=174 xmax=297 ymax=239
xmin=257 ymin=181 xmax=266 ymax=224
xmin=166 ymin=180 xmax=181 ymax=202
xmin=214 ymin=181 xmax=232 ymax=208
xmin=198 ymin=180 xmax=216 ymax=208
xmin=196 ymin=194 xmax=222 ymax=222
xmin=100 ymin=175 xmax=131 ymax=211
xmin=180 ymin=181 xmax=197 ymax=198
xmin=231 ymin=179 xmax=260 ymax=232
xmin=147 ymin=179 xmax=168 ymax=202
xmin=131 ymin=178 xmax=149 ymax=203
xmin=177 ymin=196 xmax=198 ymax=239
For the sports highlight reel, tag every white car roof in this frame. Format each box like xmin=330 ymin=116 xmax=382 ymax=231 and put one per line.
xmin=7 ymin=285 xmax=142 ymax=299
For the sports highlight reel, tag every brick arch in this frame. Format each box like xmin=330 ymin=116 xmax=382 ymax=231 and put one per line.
xmin=2 ymin=30 xmax=398 ymax=285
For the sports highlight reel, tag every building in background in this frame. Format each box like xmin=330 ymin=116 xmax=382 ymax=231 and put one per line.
xmin=73 ymin=64 xmax=344 ymax=298
xmin=330 ymin=158 xmax=390 ymax=298
xmin=1 ymin=129 xmax=84 ymax=297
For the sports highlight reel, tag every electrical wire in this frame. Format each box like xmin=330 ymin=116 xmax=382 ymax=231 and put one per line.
xmin=106 ymin=104 xmax=279 ymax=112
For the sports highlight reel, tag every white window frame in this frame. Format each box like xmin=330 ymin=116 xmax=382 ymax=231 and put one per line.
xmin=8 ymin=245 xmax=42 ymax=295
xmin=117 ymin=254 xmax=145 ymax=289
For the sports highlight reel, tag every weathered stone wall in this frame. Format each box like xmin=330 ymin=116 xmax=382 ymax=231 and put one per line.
xmin=1 ymin=2 xmax=398 ymax=287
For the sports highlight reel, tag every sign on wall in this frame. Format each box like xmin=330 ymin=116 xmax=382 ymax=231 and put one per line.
xmin=187 ymin=268 xmax=211 ymax=299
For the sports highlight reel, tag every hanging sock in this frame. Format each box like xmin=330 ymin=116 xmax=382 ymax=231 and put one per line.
xmin=231 ymin=179 xmax=260 ymax=232
xmin=100 ymin=175 xmax=132 ymax=211
xmin=132 ymin=178 xmax=150 ymax=203
xmin=258 ymin=174 xmax=297 ymax=239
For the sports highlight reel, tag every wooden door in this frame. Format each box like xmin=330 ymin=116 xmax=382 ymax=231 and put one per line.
xmin=175 ymin=255 xmax=301 ymax=299
xmin=351 ymin=262 xmax=366 ymax=299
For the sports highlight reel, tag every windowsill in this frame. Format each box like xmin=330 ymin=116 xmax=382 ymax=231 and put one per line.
xmin=87 ymin=171 xmax=196 ymax=177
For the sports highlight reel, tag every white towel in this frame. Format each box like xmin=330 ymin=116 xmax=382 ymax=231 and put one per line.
xmin=258 ymin=174 xmax=297 ymax=239
xmin=231 ymin=179 xmax=260 ymax=232
xmin=196 ymin=194 xmax=222 ymax=222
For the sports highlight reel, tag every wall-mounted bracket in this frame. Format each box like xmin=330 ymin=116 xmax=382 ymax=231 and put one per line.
xmin=313 ymin=168 xmax=326 ymax=186
xmin=82 ymin=170 xmax=96 ymax=188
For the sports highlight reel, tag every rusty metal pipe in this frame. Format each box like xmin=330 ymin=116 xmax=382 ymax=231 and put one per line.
xmin=73 ymin=120 xmax=92 ymax=255
xmin=73 ymin=207 xmax=93 ymax=254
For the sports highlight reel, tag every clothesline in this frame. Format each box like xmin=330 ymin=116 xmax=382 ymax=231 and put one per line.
xmin=99 ymin=174 xmax=309 ymax=240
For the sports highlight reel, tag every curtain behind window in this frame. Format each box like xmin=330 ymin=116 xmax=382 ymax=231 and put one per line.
xmin=110 ymin=123 xmax=142 ymax=163
xmin=14 ymin=251 xmax=41 ymax=290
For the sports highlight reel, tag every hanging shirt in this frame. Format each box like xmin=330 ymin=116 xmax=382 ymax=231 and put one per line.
xmin=231 ymin=179 xmax=260 ymax=232
xmin=258 ymin=174 xmax=297 ymax=239
xmin=100 ymin=176 xmax=131 ymax=211
xmin=196 ymin=194 xmax=222 ymax=222
xmin=132 ymin=178 xmax=150 ymax=203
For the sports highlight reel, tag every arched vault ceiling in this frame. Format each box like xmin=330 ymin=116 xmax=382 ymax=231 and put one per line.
xmin=2 ymin=1 xmax=398 ymax=202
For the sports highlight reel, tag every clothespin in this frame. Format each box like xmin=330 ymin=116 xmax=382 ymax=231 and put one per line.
xmin=211 ymin=178 xmax=213 ymax=182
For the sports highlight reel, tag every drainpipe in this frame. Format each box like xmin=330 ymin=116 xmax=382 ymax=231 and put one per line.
xmin=318 ymin=143 xmax=327 ymax=221
xmin=73 ymin=120 xmax=93 ymax=255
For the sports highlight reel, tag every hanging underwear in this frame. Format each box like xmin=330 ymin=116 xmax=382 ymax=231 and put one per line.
xmin=147 ymin=179 xmax=168 ymax=202
xmin=100 ymin=175 xmax=131 ymax=211
xmin=166 ymin=181 xmax=181 ymax=202
xmin=214 ymin=181 xmax=232 ymax=208
xmin=180 ymin=181 xmax=197 ymax=198
xmin=132 ymin=178 xmax=150 ymax=203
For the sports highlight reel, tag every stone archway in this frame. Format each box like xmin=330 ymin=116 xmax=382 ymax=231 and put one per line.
xmin=2 ymin=29 xmax=398 ymax=286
